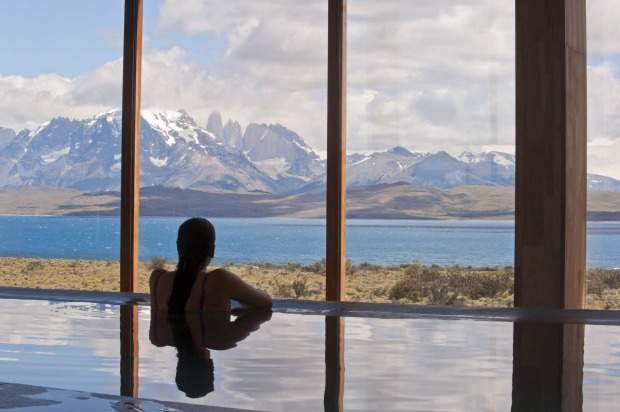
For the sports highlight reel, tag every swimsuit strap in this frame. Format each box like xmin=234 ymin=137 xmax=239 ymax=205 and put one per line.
xmin=199 ymin=274 xmax=209 ymax=311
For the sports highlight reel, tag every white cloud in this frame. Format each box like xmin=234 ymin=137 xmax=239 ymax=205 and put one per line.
xmin=1 ymin=0 xmax=619 ymax=178
xmin=0 ymin=66 xmax=122 ymax=132
xmin=587 ymin=0 xmax=620 ymax=56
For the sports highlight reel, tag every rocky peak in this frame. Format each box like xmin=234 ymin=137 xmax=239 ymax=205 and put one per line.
xmin=206 ymin=111 xmax=224 ymax=139
xmin=223 ymin=119 xmax=243 ymax=150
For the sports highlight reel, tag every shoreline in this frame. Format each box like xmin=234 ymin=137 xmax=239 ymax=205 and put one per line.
xmin=1 ymin=257 xmax=619 ymax=310
xmin=3 ymin=213 xmax=620 ymax=222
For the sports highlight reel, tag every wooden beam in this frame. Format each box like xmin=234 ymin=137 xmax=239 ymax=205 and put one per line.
xmin=120 ymin=0 xmax=143 ymax=292
xmin=514 ymin=0 xmax=587 ymax=308
xmin=326 ymin=0 xmax=347 ymax=302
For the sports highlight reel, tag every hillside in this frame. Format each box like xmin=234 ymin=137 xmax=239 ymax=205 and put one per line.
xmin=2 ymin=184 xmax=620 ymax=220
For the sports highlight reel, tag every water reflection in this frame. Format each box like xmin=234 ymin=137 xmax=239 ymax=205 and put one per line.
xmin=0 ymin=300 xmax=608 ymax=411
xmin=149 ymin=309 xmax=272 ymax=399
xmin=512 ymin=323 xmax=585 ymax=412
xmin=325 ymin=316 xmax=345 ymax=412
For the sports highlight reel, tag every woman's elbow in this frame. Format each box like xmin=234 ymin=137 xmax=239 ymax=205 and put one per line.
xmin=258 ymin=292 xmax=273 ymax=309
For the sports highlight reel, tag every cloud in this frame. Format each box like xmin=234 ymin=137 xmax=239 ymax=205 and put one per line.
xmin=1 ymin=0 xmax=619 ymax=178
xmin=0 ymin=68 xmax=122 ymax=131
xmin=587 ymin=0 xmax=620 ymax=56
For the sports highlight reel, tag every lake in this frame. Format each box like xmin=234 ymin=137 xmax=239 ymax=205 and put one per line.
xmin=0 ymin=216 xmax=619 ymax=268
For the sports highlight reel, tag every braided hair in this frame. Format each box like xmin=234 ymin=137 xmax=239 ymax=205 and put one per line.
xmin=168 ymin=217 xmax=216 ymax=312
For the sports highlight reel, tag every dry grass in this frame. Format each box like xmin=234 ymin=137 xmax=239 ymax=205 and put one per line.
xmin=1 ymin=257 xmax=619 ymax=310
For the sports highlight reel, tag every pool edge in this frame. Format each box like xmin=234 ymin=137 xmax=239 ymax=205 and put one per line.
xmin=2 ymin=286 xmax=620 ymax=325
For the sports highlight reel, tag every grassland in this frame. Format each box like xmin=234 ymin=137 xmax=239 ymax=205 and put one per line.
xmin=1 ymin=257 xmax=619 ymax=310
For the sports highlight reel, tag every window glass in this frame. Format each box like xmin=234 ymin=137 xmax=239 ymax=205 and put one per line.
xmin=138 ymin=0 xmax=328 ymax=297
xmin=585 ymin=0 xmax=620 ymax=309
xmin=346 ymin=0 xmax=516 ymax=306
xmin=0 ymin=0 xmax=124 ymax=291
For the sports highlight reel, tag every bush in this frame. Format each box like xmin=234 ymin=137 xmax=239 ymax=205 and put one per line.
xmin=588 ymin=268 xmax=620 ymax=297
xmin=148 ymin=256 xmax=167 ymax=270
xmin=274 ymin=280 xmax=293 ymax=298
xmin=389 ymin=265 xmax=515 ymax=305
xmin=357 ymin=262 xmax=382 ymax=271
xmin=25 ymin=260 xmax=44 ymax=271
xmin=286 ymin=263 xmax=301 ymax=271
xmin=292 ymin=275 xmax=308 ymax=298
xmin=300 ymin=258 xmax=326 ymax=275
xmin=389 ymin=265 xmax=456 ymax=305
xmin=452 ymin=268 xmax=513 ymax=300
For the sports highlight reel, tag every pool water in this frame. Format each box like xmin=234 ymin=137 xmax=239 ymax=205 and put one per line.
xmin=0 ymin=299 xmax=619 ymax=411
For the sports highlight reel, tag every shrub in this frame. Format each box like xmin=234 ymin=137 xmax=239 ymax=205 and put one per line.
xmin=274 ymin=280 xmax=293 ymax=298
xmin=587 ymin=268 xmax=620 ymax=297
xmin=25 ymin=260 xmax=44 ymax=271
xmin=301 ymin=258 xmax=326 ymax=275
xmin=292 ymin=275 xmax=308 ymax=298
xmin=389 ymin=265 xmax=456 ymax=305
xmin=455 ymin=270 xmax=513 ymax=300
xmin=346 ymin=259 xmax=354 ymax=276
xmin=287 ymin=263 xmax=301 ymax=271
xmin=148 ymin=256 xmax=167 ymax=270
xmin=256 ymin=262 xmax=278 ymax=270
xmin=358 ymin=262 xmax=382 ymax=272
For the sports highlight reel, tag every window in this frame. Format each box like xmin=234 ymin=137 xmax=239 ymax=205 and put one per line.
xmin=585 ymin=0 xmax=620 ymax=309
xmin=345 ymin=0 xmax=516 ymax=306
xmin=135 ymin=0 xmax=328 ymax=297
xmin=0 ymin=0 xmax=124 ymax=291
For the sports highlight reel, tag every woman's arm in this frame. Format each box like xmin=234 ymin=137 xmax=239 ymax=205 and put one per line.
xmin=149 ymin=268 xmax=167 ymax=309
xmin=216 ymin=268 xmax=272 ymax=309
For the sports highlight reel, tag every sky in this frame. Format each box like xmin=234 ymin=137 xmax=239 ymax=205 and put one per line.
xmin=0 ymin=0 xmax=619 ymax=178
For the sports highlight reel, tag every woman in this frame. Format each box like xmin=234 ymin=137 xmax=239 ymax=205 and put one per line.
xmin=150 ymin=217 xmax=272 ymax=312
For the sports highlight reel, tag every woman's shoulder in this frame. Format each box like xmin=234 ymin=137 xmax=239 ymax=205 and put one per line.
xmin=206 ymin=267 xmax=233 ymax=277
xmin=149 ymin=268 xmax=172 ymax=287
xmin=204 ymin=268 xmax=238 ymax=284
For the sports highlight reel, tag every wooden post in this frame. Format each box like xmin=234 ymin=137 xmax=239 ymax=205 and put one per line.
xmin=514 ymin=0 xmax=587 ymax=308
xmin=120 ymin=0 xmax=143 ymax=292
xmin=326 ymin=0 xmax=347 ymax=301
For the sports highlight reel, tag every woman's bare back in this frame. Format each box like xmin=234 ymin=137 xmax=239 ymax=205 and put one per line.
xmin=150 ymin=268 xmax=272 ymax=312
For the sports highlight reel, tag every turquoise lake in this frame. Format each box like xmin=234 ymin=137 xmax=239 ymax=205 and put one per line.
xmin=1 ymin=216 xmax=619 ymax=268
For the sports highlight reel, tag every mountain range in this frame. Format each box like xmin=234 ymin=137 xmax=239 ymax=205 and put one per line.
xmin=1 ymin=109 xmax=619 ymax=194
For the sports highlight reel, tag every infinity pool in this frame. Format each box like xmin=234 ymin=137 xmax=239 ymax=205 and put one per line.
xmin=0 ymin=297 xmax=619 ymax=411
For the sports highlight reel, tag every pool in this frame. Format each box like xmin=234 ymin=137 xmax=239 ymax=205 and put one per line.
xmin=0 ymin=295 xmax=619 ymax=411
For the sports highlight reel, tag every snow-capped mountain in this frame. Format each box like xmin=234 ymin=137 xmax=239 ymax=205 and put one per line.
xmin=206 ymin=112 xmax=323 ymax=184
xmin=0 ymin=109 xmax=323 ymax=192
xmin=346 ymin=149 xmax=515 ymax=189
xmin=1 ymin=109 xmax=620 ymax=193
xmin=346 ymin=146 xmax=430 ymax=186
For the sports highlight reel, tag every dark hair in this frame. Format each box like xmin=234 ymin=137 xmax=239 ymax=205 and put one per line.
xmin=168 ymin=217 xmax=216 ymax=312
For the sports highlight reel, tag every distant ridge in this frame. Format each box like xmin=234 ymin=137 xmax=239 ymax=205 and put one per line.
xmin=1 ymin=109 xmax=620 ymax=193
xmin=3 ymin=184 xmax=620 ymax=221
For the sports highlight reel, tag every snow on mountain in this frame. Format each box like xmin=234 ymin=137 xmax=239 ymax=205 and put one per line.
xmin=587 ymin=174 xmax=620 ymax=192
xmin=458 ymin=151 xmax=515 ymax=167
xmin=0 ymin=110 xmax=323 ymax=193
xmin=1 ymin=109 xmax=619 ymax=194
xmin=346 ymin=146 xmax=431 ymax=187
